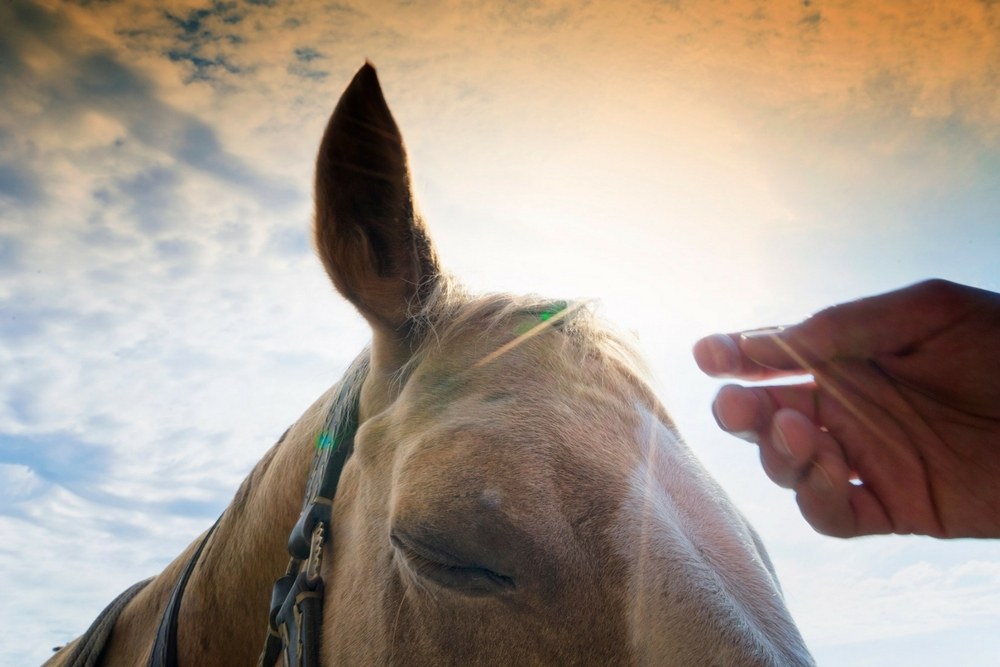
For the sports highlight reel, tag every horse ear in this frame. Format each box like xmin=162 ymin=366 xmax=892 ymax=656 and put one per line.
xmin=314 ymin=62 xmax=440 ymax=347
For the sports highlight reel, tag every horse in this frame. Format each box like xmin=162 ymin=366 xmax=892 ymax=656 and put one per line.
xmin=45 ymin=63 xmax=814 ymax=666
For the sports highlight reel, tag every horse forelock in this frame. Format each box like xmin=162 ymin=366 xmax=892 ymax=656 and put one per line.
xmin=395 ymin=276 xmax=653 ymax=389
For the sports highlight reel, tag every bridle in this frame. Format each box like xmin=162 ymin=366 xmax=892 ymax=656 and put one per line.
xmin=148 ymin=359 xmax=366 ymax=667
xmin=256 ymin=369 xmax=362 ymax=667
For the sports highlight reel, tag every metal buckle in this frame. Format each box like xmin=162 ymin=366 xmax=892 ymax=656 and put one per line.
xmin=304 ymin=522 xmax=325 ymax=588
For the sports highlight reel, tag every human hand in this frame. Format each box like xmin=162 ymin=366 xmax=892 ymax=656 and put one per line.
xmin=693 ymin=279 xmax=1000 ymax=538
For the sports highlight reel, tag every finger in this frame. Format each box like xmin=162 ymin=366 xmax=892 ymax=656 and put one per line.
xmin=758 ymin=408 xmax=838 ymax=488
xmin=716 ymin=384 xmax=907 ymax=537
xmin=712 ymin=384 xmax=765 ymax=441
xmin=737 ymin=279 xmax=971 ymax=372
xmin=791 ymin=362 xmax=938 ymax=537
xmin=711 ymin=384 xmax=819 ymax=443
xmin=794 ymin=451 xmax=894 ymax=538
xmin=693 ymin=333 xmax=799 ymax=381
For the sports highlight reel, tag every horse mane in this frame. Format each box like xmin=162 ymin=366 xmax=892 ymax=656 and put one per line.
xmin=395 ymin=271 xmax=654 ymax=394
xmin=229 ymin=350 xmax=370 ymax=519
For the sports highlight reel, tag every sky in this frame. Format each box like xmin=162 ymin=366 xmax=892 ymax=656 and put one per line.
xmin=1 ymin=0 xmax=999 ymax=664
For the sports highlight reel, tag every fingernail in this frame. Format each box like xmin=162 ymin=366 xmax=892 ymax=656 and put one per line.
xmin=739 ymin=326 xmax=786 ymax=342
xmin=772 ymin=421 xmax=793 ymax=460
xmin=711 ymin=399 xmax=758 ymax=443
xmin=703 ymin=334 xmax=740 ymax=375
xmin=809 ymin=461 xmax=834 ymax=493
xmin=711 ymin=399 xmax=730 ymax=429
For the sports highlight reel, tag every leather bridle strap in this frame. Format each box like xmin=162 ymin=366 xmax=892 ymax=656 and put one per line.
xmin=142 ymin=358 xmax=364 ymax=667
xmin=148 ymin=515 xmax=221 ymax=667
xmin=258 ymin=362 xmax=364 ymax=667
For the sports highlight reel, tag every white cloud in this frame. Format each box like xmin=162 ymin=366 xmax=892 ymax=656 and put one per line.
xmin=0 ymin=463 xmax=46 ymax=502
xmin=773 ymin=538 xmax=1000 ymax=650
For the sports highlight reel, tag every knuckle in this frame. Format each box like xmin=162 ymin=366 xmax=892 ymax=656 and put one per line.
xmin=800 ymin=308 xmax=838 ymax=340
xmin=914 ymin=278 xmax=975 ymax=320
xmin=915 ymin=277 xmax=959 ymax=301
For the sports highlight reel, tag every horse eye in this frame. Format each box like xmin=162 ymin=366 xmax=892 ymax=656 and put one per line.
xmin=390 ymin=530 xmax=515 ymax=597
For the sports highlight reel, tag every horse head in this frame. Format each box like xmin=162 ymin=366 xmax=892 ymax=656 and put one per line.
xmin=308 ymin=63 xmax=812 ymax=666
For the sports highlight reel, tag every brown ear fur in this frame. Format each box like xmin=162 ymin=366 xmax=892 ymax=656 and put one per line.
xmin=314 ymin=63 xmax=440 ymax=337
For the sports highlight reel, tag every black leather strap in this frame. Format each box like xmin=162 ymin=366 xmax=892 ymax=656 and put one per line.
xmin=260 ymin=355 xmax=367 ymax=666
xmin=286 ymin=376 xmax=361 ymax=561
xmin=149 ymin=516 xmax=221 ymax=667
xmin=270 ymin=571 xmax=324 ymax=667
xmin=62 ymin=577 xmax=154 ymax=667
xmin=293 ymin=585 xmax=324 ymax=667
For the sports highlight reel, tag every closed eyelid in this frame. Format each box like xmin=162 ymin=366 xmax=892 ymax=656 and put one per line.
xmin=390 ymin=529 xmax=515 ymax=595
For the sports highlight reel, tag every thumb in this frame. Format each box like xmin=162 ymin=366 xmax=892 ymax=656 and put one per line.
xmin=737 ymin=279 xmax=966 ymax=371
